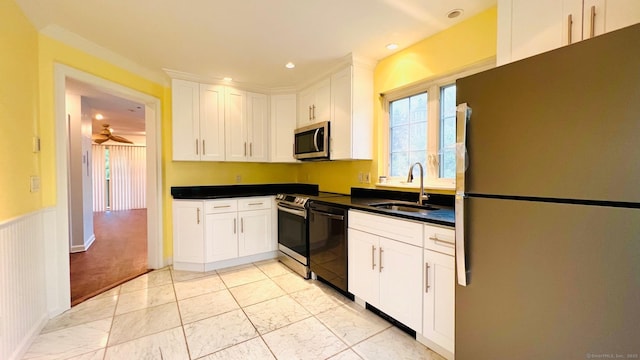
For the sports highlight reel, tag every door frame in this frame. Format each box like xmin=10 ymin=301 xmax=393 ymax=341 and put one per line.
xmin=49 ymin=63 xmax=164 ymax=314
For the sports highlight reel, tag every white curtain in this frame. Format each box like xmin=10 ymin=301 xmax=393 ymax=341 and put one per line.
xmin=110 ymin=145 xmax=146 ymax=211
xmin=91 ymin=144 xmax=146 ymax=211
xmin=92 ymin=144 xmax=107 ymax=211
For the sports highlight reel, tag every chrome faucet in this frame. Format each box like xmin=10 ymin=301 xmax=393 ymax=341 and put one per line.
xmin=407 ymin=162 xmax=429 ymax=205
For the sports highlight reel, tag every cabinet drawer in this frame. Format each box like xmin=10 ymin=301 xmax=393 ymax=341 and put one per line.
xmin=204 ymin=199 xmax=238 ymax=214
xmin=424 ymin=224 xmax=455 ymax=256
xmin=238 ymin=197 xmax=272 ymax=211
xmin=348 ymin=210 xmax=423 ymax=247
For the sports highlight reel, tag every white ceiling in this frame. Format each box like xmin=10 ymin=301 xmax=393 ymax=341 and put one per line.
xmin=66 ymin=78 xmax=145 ymax=137
xmin=17 ymin=0 xmax=496 ymax=136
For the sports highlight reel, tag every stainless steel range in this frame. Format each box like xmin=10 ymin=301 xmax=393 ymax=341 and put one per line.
xmin=275 ymin=194 xmax=311 ymax=278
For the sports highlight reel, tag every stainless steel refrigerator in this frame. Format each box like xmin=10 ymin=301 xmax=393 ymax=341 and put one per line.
xmin=454 ymin=24 xmax=640 ymax=358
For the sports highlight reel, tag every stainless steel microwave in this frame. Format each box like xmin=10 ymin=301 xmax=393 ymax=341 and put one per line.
xmin=294 ymin=121 xmax=330 ymax=160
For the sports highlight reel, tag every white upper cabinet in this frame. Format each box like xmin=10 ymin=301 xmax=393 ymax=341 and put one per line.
xmin=172 ymin=80 xmax=225 ymax=161
xmin=199 ymin=84 xmax=226 ymax=161
xmin=225 ymin=89 xmax=269 ymax=162
xmin=224 ymin=87 xmax=247 ymax=161
xmin=298 ymin=78 xmax=331 ymax=126
xmin=246 ymin=92 xmax=269 ymax=162
xmin=497 ymin=0 xmax=640 ymax=65
xmin=270 ymin=94 xmax=297 ymax=163
xmin=330 ymin=63 xmax=373 ymax=160
xmin=172 ymin=79 xmax=201 ymax=161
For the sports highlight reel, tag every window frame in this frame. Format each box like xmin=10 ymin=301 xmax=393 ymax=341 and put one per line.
xmin=380 ymin=61 xmax=494 ymax=190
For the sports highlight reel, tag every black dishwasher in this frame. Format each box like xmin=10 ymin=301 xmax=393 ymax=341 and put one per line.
xmin=308 ymin=201 xmax=349 ymax=294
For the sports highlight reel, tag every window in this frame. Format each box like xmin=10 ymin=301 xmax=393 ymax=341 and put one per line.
xmin=382 ymin=63 xmax=494 ymax=188
xmin=386 ymin=83 xmax=457 ymax=185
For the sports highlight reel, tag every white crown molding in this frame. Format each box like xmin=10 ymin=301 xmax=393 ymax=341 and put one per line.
xmin=41 ymin=24 xmax=169 ymax=86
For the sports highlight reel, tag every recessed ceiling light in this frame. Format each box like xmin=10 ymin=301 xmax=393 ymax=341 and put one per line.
xmin=223 ymin=77 xmax=233 ymax=82
xmin=386 ymin=43 xmax=399 ymax=50
xmin=95 ymin=114 xmax=104 ymax=120
xmin=447 ymin=8 xmax=463 ymax=18
xmin=285 ymin=62 xmax=295 ymax=69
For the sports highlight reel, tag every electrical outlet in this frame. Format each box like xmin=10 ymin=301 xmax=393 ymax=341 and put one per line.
xmin=235 ymin=174 xmax=242 ymax=183
xmin=363 ymin=172 xmax=371 ymax=183
xmin=30 ymin=176 xmax=40 ymax=193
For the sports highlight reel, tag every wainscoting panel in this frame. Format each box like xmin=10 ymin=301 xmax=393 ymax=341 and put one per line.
xmin=0 ymin=210 xmax=48 ymax=360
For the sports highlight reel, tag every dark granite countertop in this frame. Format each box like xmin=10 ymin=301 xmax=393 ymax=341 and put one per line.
xmin=171 ymin=184 xmax=454 ymax=227
xmin=309 ymin=188 xmax=454 ymax=227
xmin=171 ymin=183 xmax=319 ymax=199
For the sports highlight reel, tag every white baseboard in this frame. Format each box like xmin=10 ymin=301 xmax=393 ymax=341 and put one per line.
xmin=173 ymin=251 xmax=278 ymax=272
xmin=8 ymin=313 xmax=48 ymax=360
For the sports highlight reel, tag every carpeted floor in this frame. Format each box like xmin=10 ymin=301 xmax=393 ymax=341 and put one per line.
xmin=70 ymin=209 xmax=149 ymax=306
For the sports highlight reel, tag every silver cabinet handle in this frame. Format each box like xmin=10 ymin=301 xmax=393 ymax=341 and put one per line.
xmin=429 ymin=235 xmax=453 ymax=245
xmin=214 ymin=205 xmax=231 ymax=209
xmin=425 ymin=263 xmax=431 ymax=293
xmin=250 ymin=142 xmax=253 ymax=156
xmin=312 ymin=105 xmax=316 ymax=120
xmin=202 ymin=140 xmax=205 ymax=155
xmin=248 ymin=202 xmax=263 ymax=206
xmin=567 ymin=13 xmax=573 ymax=44
xmin=195 ymin=139 xmax=199 ymax=155
xmin=244 ymin=142 xmax=247 ymax=156
xmin=241 ymin=218 xmax=244 ymax=233
xmin=196 ymin=208 xmax=200 ymax=224
xmin=371 ymin=245 xmax=376 ymax=270
xmin=379 ymin=247 xmax=384 ymax=273
xmin=589 ymin=5 xmax=596 ymax=38
xmin=308 ymin=105 xmax=312 ymax=121
xmin=233 ymin=218 xmax=236 ymax=234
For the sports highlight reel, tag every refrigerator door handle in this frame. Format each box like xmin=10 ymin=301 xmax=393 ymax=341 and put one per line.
xmin=456 ymin=103 xmax=471 ymax=286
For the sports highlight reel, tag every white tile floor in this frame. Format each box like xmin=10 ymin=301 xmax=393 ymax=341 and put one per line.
xmin=23 ymin=260 xmax=445 ymax=360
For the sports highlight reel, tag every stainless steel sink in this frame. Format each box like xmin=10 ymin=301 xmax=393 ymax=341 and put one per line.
xmin=368 ymin=202 xmax=441 ymax=213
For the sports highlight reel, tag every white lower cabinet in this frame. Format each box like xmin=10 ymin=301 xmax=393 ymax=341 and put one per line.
xmin=172 ymin=200 xmax=205 ymax=264
xmin=173 ymin=196 xmax=275 ymax=271
xmin=423 ymin=249 xmax=455 ymax=356
xmin=205 ymin=211 xmax=238 ymax=262
xmin=348 ymin=210 xmax=423 ymax=331
xmin=419 ymin=223 xmax=456 ymax=360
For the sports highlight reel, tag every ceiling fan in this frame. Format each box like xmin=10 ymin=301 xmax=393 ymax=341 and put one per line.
xmin=93 ymin=124 xmax=133 ymax=144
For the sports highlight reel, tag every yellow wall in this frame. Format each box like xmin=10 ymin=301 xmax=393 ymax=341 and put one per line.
xmin=0 ymin=0 xmax=41 ymax=220
xmin=300 ymin=7 xmax=497 ymax=195
xmin=37 ymin=36 xmax=300 ymax=259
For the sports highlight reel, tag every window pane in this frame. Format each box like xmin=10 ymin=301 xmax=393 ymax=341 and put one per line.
xmin=389 ymin=92 xmax=427 ymax=177
xmin=439 ymin=84 xmax=456 ymax=179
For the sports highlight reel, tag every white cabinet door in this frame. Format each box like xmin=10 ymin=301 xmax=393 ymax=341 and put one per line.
xmin=347 ymin=228 xmax=380 ymax=306
xmin=172 ymin=79 xmax=200 ymax=161
xmin=238 ymin=209 xmax=272 ymax=257
xmin=508 ymin=0 xmax=567 ymax=63
xmin=270 ymin=94 xmax=297 ymax=162
xmin=330 ymin=66 xmax=352 ymax=160
xmin=298 ymin=78 xmax=331 ymax=126
xmin=313 ymin=78 xmax=331 ymax=123
xmin=225 ymin=87 xmax=247 ymax=161
xmin=584 ymin=0 xmax=640 ymax=36
xmin=246 ymin=92 xmax=269 ymax=162
xmin=206 ymin=212 xmax=238 ymax=262
xmin=379 ymin=237 xmax=423 ymax=331
xmin=199 ymin=84 xmax=225 ymax=161
xmin=298 ymin=86 xmax=315 ymax=126
xmin=423 ymin=249 xmax=455 ymax=355
xmin=173 ymin=200 xmax=204 ymax=263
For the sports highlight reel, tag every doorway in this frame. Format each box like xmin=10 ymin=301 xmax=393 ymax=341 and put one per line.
xmin=66 ymin=79 xmax=151 ymax=304
xmin=49 ymin=64 xmax=163 ymax=314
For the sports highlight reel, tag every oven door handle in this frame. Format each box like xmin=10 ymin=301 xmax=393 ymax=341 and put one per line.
xmin=277 ymin=204 xmax=307 ymax=219
xmin=310 ymin=209 xmax=344 ymax=221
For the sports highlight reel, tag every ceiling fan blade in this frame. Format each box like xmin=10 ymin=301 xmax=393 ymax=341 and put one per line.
xmin=94 ymin=137 xmax=109 ymax=144
xmin=109 ymin=134 xmax=133 ymax=144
